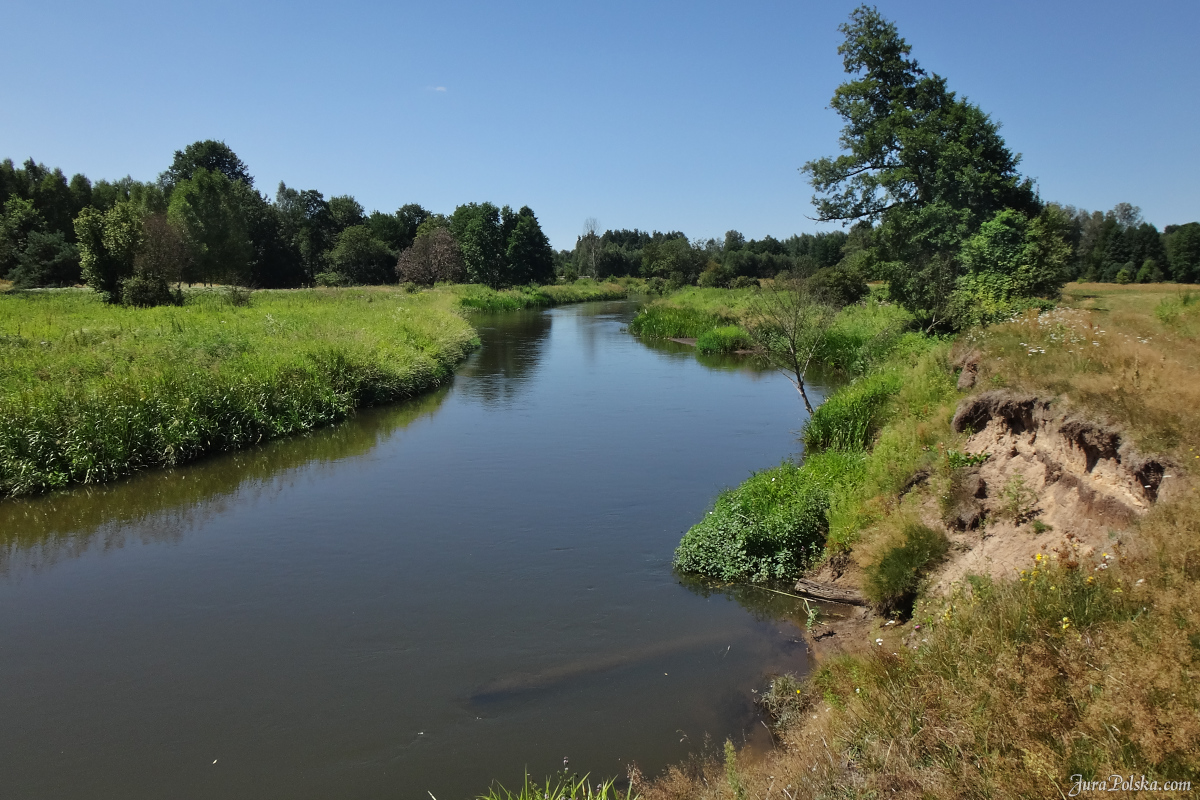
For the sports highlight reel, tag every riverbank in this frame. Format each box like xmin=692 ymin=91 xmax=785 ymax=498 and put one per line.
xmin=0 ymin=280 xmax=628 ymax=499
xmin=638 ymin=283 xmax=1200 ymax=798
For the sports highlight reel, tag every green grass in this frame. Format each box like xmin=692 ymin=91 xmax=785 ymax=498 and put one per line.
xmin=802 ymin=368 xmax=904 ymax=452
xmin=452 ymin=279 xmax=626 ymax=312
xmin=0 ymin=287 xmax=479 ymax=497
xmin=476 ymin=773 xmax=635 ymax=800
xmin=694 ymin=325 xmax=753 ymax=354
xmin=627 ymin=304 xmax=727 ymax=339
xmin=861 ymin=520 xmax=950 ymax=614
xmin=673 ymin=450 xmax=865 ymax=584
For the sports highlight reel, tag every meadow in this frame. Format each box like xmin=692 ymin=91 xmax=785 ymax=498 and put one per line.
xmin=0 ymin=286 xmax=483 ymax=497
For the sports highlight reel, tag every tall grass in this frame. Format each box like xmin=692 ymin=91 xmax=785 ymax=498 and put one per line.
xmin=628 ymin=304 xmax=727 ymax=339
xmin=673 ymin=451 xmax=865 ymax=583
xmin=0 ymin=287 xmax=478 ymax=497
xmin=694 ymin=325 xmax=753 ymax=355
xmin=476 ymin=773 xmax=636 ymax=800
xmin=453 ymin=280 xmax=626 ymax=312
xmin=802 ymin=369 xmax=903 ymax=452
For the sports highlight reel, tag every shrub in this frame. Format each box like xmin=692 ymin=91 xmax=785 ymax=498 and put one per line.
xmin=862 ymin=520 xmax=949 ymax=615
xmin=695 ymin=325 xmax=753 ymax=355
xmin=803 ymin=369 xmax=902 ymax=452
xmin=808 ymin=264 xmax=868 ymax=307
xmin=120 ymin=272 xmax=179 ymax=307
xmin=673 ymin=451 xmax=863 ymax=584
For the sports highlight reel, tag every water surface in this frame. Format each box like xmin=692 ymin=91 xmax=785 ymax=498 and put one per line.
xmin=0 ymin=301 xmax=827 ymax=799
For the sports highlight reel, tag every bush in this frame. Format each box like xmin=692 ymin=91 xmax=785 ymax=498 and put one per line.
xmin=120 ymin=272 xmax=179 ymax=307
xmin=695 ymin=325 xmax=753 ymax=355
xmin=314 ymin=271 xmax=351 ymax=287
xmin=803 ymin=369 xmax=902 ymax=452
xmin=809 ymin=264 xmax=868 ymax=307
xmin=673 ymin=451 xmax=864 ymax=584
xmin=862 ymin=520 xmax=949 ymax=615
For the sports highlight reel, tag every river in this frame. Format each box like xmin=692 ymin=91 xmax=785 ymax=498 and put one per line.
xmin=0 ymin=300 xmax=828 ymax=799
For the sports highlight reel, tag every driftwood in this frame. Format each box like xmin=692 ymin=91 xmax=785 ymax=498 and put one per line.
xmin=794 ymin=578 xmax=869 ymax=607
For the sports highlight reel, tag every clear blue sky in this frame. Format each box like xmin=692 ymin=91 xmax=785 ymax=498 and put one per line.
xmin=3 ymin=0 xmax=1198 ymax=249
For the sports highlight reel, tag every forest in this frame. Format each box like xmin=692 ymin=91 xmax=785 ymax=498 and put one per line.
xmin=0 ymin=143 xmax=555 ymax=303
xmin=4 ymin=140 xmax=1198 ymax=323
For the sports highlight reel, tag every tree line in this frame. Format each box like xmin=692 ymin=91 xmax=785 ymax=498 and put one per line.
xmin=0 ymin=141 xmax=554 ymax=304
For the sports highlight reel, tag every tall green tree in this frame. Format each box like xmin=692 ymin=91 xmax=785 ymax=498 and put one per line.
xmin=503 ymin=206 xmax=554 ymax=285
xmin=451 ymin=202 xmax=505 ymax=287
xmin=803 ymin=6 xmax=1044 ymax=327
xmin=162 ymin=140 xmax=254 ymax=189
xmin=326 ymin=225 xmax=394 ymax=284
xmin=1165 ymin=222 xmax=1200 ymax=283
xmin=168 ymin=169 xmax=253 ymax=285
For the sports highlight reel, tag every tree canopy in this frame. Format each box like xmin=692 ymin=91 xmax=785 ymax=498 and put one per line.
xmin=804 ymin=6 xmax=1054 ymax=328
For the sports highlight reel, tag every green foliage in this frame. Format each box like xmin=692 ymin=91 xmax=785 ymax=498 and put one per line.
xmin=167 ymin=168 xmax=254 ymax=286
xmin=724 ymin=739 xmax=747 ymax=800
xmin=695 ymin=325 xmax=752 ymax=354
xmin=803 ymin=6 xmax=1050 ymax=328
xmin=75 ymin=200 xmax=144 ymax=300
xmin=948 ymin=206 xmax=1072 ymax=326
xmin=816 ymin=298 xmax=915 ymax=373
xmin=808 ymin=263 xmax=869 ymax=307
xmin=628 ymin=304 xmax=726 ymax=339
xmin=803 ymin=369 xmax=902 ymax=452
xmin=119 ymin=271 xmax=179 ymax=307
xmin=0 ymin=288 xmax=478 ymax=497
xmin=998 ymin=473 xmax=1037 ymax=521
xmin=673 ymin=451 xmax=865 ymax=584
xmin=161 ymin=139 xmax=254 ymax=188
xmin=9 ymin=230 xmax=80 ymax=288
xmin=862 ymin=520 xmax=949 ymax=614
xmin=1164 ymin=222 xmax=1200 ymax=283
xmin=476 ymin=772 xmax=634 ymax=800
xmin=326 ymin=224 xmax=395 ymax=285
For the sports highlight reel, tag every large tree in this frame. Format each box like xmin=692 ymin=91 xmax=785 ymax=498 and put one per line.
xmin=167 ymin=168 xmax=253 ymax=285
xmin=162 ymin=140 xmax=254 ymax=189
xmin=803 ymin=6 xmax=1045 ymax=327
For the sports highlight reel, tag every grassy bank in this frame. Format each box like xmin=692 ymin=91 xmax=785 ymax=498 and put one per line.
xmin=0 ymin=287 xmax=479 ymax=497
xmin=642 ymin=283 xmax=1200 ymax=798
xmin=630 ymin=285 xmax=915 ymax=363
xmin=452 ymin=279 xmax=627 ymax=312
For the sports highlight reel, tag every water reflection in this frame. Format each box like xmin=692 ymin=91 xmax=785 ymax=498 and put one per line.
xmin=0 ymin=387 xmax=451 ymax=576
xmin=453 ymin=309 xmax=552 ymax=405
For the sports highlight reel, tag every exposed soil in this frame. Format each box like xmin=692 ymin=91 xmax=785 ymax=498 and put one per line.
xmin=928 ymin=390 xmax=1179 ymax=593
xmin=798 ymin=389 xmax=1181 ymax=660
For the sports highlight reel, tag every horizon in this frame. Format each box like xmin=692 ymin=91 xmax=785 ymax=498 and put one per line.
xmin=3 ymin=0 xmax=1198 ymax=249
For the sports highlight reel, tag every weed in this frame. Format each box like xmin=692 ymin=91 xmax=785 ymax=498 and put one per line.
xmin=862 ymin=520 xmax=950 ymax=616
xmin=998 ymin=474 xmax=1037 ymax=521
xmin=1031 ymin=519 xmax=1052 ymax=534
xmin=476 ymin=772 xmax=635 ymax=800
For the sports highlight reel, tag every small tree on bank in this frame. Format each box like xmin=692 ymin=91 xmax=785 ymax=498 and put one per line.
xmin=746 ymin=276 xmax=838 ymax=415
xmin=395 ymin=227 xmax=464 ymax=286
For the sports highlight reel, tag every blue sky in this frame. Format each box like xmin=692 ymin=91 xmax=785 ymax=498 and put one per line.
xmin=3 ymin=0 xmax=1198 ymax=249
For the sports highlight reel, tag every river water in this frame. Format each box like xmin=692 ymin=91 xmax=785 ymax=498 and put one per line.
xmin=0 ymin=300 xmax=828 ymax=799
